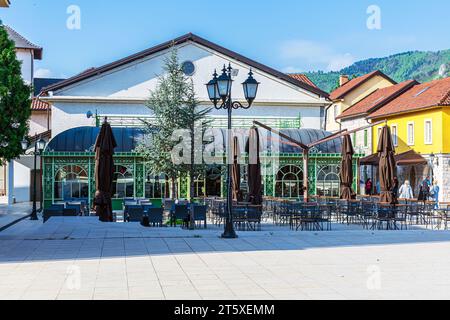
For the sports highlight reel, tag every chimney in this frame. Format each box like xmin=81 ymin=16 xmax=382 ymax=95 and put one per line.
xmin=339 ymin=75 xmax=349 ymax=87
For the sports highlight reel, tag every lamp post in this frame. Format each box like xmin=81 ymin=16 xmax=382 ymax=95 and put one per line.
xmin=21 ymin=136 xmax=46 ymax=221
xmin=206 ymin=64 xmax=260 ymax=239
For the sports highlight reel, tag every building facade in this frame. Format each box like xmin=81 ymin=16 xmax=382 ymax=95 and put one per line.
xmin=369 ymin=77 xmax=450 ymax=202
xmin=36 ymin=33 xmax=365 ymax=209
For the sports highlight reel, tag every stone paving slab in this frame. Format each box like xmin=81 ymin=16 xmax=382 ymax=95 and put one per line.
xmin=1 ymin=217 xmax=450 ymax=300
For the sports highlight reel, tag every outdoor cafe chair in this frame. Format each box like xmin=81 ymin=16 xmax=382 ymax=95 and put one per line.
xmin=232 ymin=205 xmax=248 ymax=231
xmin=246 ymin=205 xmax=263 ymax=231
xmin=171 ymin=204 xmax=189 ymax=227
xmin=147 ymin=207 xmax=164 ymax=227
xmin=193 ymin=205 xmax=207 ymax=229
xmin=63 ymin=208 xmax=78 ymax=217
xmin=65 ymin=204 xmax=81 ymax=216
xmin=43 ymin=207 xmax=64 ymax=223
xmin=393 ymin=204 xmax=408 ymax=230
xmin=372 ymin=205 xmax=396 ymax=230
xmin=127 ymin=207 xmax=144 ymax=223
xmin=435 ymin=204 xmax=450 ymax=230
xmin=360 ymin=201 xmax=377 ymax=229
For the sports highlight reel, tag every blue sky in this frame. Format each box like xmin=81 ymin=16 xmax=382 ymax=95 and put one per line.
xmin=1 ymin=0 xmax=449 ymax=79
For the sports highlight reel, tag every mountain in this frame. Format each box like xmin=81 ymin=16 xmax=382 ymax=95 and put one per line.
xmin=304 ymin=49 xmax=450 ymax=93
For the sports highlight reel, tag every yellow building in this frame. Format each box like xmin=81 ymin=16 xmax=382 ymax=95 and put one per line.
xmin=327 ymin=71 xmax=396 ymax=132
xmin=368 ymin=77 xmax=450 ymax=201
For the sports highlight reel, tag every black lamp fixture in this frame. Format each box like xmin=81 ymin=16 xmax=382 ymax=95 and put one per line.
xmin=206 ymin=64 xmax=260 ymax=239
xmin=21 ymin=135 xmax=46 ymax=221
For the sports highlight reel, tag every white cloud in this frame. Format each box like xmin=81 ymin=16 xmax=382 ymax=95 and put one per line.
xmin=35 ymin=68 xmax=52 ymax=78
xmin=280 ymin=40 xmax=355 ymax=72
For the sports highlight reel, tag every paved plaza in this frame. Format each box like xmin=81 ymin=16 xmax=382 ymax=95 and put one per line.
xmin=1 ymin=216 xmax=450 ymax=300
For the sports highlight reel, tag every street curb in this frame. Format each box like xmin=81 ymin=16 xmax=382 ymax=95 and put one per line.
xmin=0 ymin=214 xmax=32 ymax=233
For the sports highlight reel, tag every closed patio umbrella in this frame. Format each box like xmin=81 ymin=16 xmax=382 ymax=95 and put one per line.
xmin=94 ymin=119 xmax=117 ymax=222
xmin=232 ymin=136 xmax=243 ymax=202
xmin=246 ymin=127 xmax=262 ymax=205
xmin=340 ymin=134 xmax=356 ymax=200
xmin=378 ymin=126 xmax=397 ymax=204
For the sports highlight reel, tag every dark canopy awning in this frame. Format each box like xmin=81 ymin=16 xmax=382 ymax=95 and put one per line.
xmin=395 ymin=150 xmax=428 ymax=166
xmin=359 ymin=150 xmax=427 ymax=166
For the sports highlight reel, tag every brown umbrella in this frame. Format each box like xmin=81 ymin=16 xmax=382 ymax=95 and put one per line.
xmin=94 ymin=120 xmax=117 ymax=222
xmin=231 ymin=136 xmax=243 ymax=202
xmin=378 ymin=126 xmax=397 ymax=204
xmin=246 ymin=127 xmax=263 ymax=205
xmin=340 ymin=135 xmax=356 ymax=200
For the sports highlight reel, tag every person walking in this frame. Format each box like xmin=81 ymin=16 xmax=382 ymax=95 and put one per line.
xmin=392 ymin=177 xmax=400 ymax=202
xmin=399 ymin=180 xmax=414 ymax=200
xmin=430 ymin=180 xmax=440 ymax=209
xmin=422 ymin=176 xmax=431 ymax=201
xmin=365 ymin=178 xmax=373 ymax=196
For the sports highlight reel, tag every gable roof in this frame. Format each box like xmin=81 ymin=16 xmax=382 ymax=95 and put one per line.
xmin=31 ymin=98 xmax=50 ymax=111
xmin=369 ymin=77 xmax=450 ymax=119
xmin=3 ymin=25 xmax=43 ymax=59
xmin=329 ymin=70 xmax=396 ymax=101
xmin=41 ymin=33 xmax=329 ymax=98
xmin=34 ymin=78 xmax=66 ymax=96
xmin=287 ymin=74 xmax=318 ymax=88
xmin=337 ymin=80 xmax=418 ymax=120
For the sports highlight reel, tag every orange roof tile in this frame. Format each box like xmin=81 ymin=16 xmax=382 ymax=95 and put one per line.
xmin=329 ymin=70 xmax=396 ymax=101
xmin=337 ymin=80 xmax=418 ymax=120
xmin=369 ymin=77 xmax=450 ymax=119
xmin=287 ymin=74 xmax=318 ymax=88
xmin=31 ymin=98 xmax=50 ymax=111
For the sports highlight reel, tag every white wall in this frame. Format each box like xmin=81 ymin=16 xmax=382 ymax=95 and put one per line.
xmin=16 ymin=49 xmax=33 ymax=85
xmin=51 ymin=102 xmax=322 ymax=137
xmin=48 ymin=41 xmax=327 ymax=137
xmin=29 ymin=112 xmax=49 ymax=136
xmin=12 ymin=160 xmax=31 ymax=203
xmin=56 ymin=43 xmax=325 ymax=104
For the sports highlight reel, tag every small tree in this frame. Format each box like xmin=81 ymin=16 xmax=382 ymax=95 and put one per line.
xmin=137 ymin=48 xmax=211 ymax=220
xmin=0 ymin=24 xmax=32 ymax=165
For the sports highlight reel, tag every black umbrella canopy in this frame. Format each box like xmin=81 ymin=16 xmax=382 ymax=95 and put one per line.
xmin=246 ymin=127 xmax=263 ymax=205
xmin=377 ymin=126 xmax=397 ymax=204
xmin=94 ymin=120 xmax=117 ymax=222
xmin=232 ymin=137 xmax=243 ymax=202
xmin=340 ymin=135 xmax=356 ymax=200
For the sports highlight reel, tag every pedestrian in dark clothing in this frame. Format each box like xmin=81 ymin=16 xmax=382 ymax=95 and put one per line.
xmin=365 ymin=179 xmax=373 ymax=196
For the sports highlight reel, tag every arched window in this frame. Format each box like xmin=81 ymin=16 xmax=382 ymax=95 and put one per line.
xmin=112 ymin=165 xmax=134 ymax=199
xmin=317 ymin=165 xmax=341 ymax=197
xmin=54 ymin=165 xmax=89 ymax=201
xmin=145 ymin=173 xmax=168 ymax=199
xmin=275 ymin=165 xmax=303 ymax=198
xmin=194 ymin=175 xmax=205 ymax=198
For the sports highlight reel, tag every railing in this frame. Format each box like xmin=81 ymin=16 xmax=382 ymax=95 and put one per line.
xmin=94 ymin=115 xmax=303 ymax=129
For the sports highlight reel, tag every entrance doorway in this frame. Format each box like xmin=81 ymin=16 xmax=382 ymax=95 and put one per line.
xmin=205 ymin=167 xmax=222 ymax=197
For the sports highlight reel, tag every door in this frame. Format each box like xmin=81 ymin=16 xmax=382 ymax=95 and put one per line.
xmin=30 ymin=169 xmax=42 ymax=202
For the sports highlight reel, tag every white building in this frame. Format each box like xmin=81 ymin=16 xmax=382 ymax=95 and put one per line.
xmin=1 ymin=26 xmax=44 ymax=204
xmin=40 ymin=33 xmax=330 ymax=137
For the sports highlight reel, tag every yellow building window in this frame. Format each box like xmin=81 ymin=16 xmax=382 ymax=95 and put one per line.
xmin=391 ymin=125 xmax=398 ymax=147
xmin=424 ymin=119 xmax=432 ymax=145
xmin=407 ymin=122 xmax=415 ymax=146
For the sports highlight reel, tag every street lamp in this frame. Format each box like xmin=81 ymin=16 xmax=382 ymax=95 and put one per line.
xmin=21 ymin=136 xmax=46 ymax=221
xmin=206 ymin=64 xmax=260 ymax=239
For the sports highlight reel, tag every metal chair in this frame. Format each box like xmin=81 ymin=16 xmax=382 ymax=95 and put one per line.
xmin=193 ymin=205 xmax=207 ymax=229
xmin=171 ymin=204 xmax=189 ymax=227
xmin=127 ymin=207 xmax=144 ymax=222
xmin=148 ymin=207 xmax=164 ymax=227
xmin=43 ymin=208 xmax=64 ymax=223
